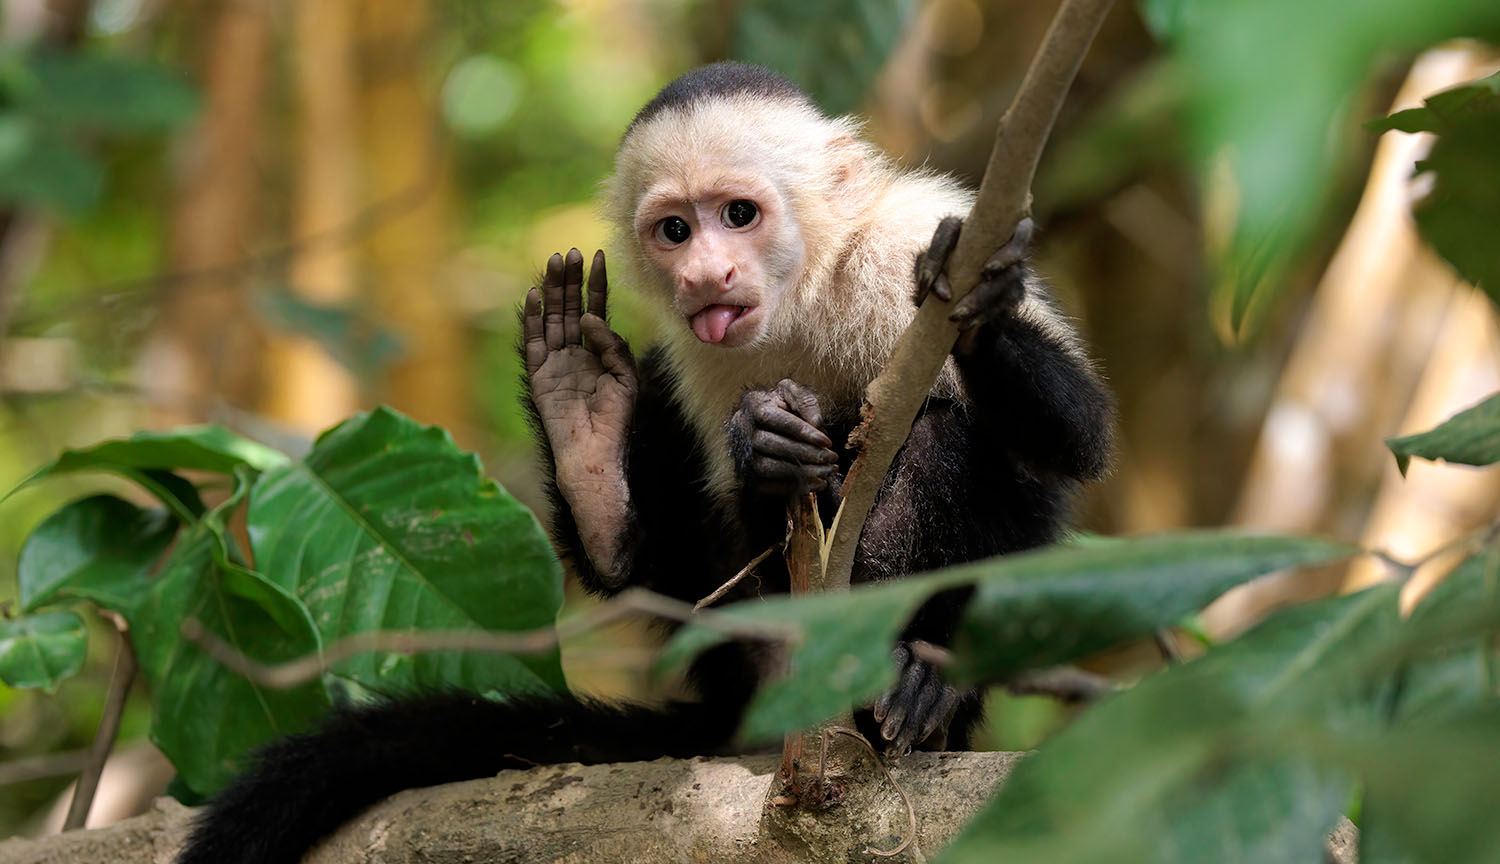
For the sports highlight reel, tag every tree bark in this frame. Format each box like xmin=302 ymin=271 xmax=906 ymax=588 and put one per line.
xmin=0 ymin=750 xmax=1362 ymax=863
xmin=0 ymin=752 xmax=1021 ymax=864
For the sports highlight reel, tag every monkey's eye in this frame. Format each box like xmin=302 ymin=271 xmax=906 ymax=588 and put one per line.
xmin=723 ymin=200 xmax=758 ymax=229
xmin=656 ymin=217 xmax=691 ymax=245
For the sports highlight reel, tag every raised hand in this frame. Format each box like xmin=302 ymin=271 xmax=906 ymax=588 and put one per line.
xmin=524 ymin=248 xmax=637 ymax=582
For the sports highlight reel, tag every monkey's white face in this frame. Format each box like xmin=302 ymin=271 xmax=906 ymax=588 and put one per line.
xmin=633 ymin=172 xmax=806 ymax=349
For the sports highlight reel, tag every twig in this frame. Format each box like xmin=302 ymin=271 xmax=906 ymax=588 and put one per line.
xmin=1372 ymin=518 xmax=1500 ymax=582
xmin=182 ymin=587 xmax=798 ymax=690
xmin=1154 ymin=629 xmax=1183 ymax=665
xmin=694 ymin=542 xmax=782 ymax=611
xmin=0 ymin=750 xmax=91 ymax=787
xmin=825 ymin=727 xmax=917 ymax=859
xmin=824 ymin=0 xmax=1117 ymax=589
xmin=64 ymin=618 xmax=137 ymax=831
xmin=1007 ymin=666 xmax=1119 ymax=704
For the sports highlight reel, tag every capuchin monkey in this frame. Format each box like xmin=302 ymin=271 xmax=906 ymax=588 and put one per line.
xmin=178 ymin=62 xmax=1113 ymax=864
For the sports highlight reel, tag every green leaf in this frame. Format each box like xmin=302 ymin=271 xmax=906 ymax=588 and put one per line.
xmin=950 ymin=533 xmax=1359 ymax=679
xmin=1385 ymin=392 xmax=1500 ymax=475
xmin=247 ymin=407 xmax=565 ymax=696
xmin=130 ymin=485 xmax=329 ymax=797
xmin=1411 ymin=113 xmax=1500 ymax=302
xmin=17 ymin=494 xmax=179 ymax=618
xmin=663 ymin=531 xmax=1356 ymax=742
xmin=1321 ymin=709 xmax=1500 ymax=864
xmin=20 ymin=50 xmax=199 ymax=135
xmin=938 ymin=587 xmax=1399 ymax=864
xmin=1143 ymin=0 xmax=1500 ymax=332
xmin=1368 ymin=70 xmax=1500 ymax=135
xmin=0 ymin=116 xmax=103 ymax=212
xmin=0 ymin=611 xmax=88 ymax=690
xmin=9 ymin=425 xmax=289 ymax=500
xmin=732 ymin=0 xmax=917 ymax=116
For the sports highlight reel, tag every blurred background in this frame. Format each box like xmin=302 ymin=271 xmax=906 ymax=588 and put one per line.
xmin=0 ymin=0 xmax=1495 ymax=839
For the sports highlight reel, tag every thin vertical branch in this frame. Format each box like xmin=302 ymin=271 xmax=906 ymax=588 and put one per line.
xmin=63 ymin=623 xmax=137 ymax=831
xmin=824 ymin=0 xmax=1117 ymax=589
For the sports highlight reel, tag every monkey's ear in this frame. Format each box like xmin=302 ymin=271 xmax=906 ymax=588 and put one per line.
xmin=825 ymin=135 xmax=873 ymax=211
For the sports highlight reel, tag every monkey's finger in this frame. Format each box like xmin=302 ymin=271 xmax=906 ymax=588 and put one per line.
xmin=751 ymin=431 xmax=837 ymax=465
xmin=874 ymin=643 xmax=911 ymax=722
xmin=988 ymin=216 xmax=1035 ymax=272
xmin=751 ymin=459 xmax=830 ymax=495
xmin=775 ymin=379 xmax=824 ymax=430
xmin=587 ymin=249 xmax=608 ymax=320
xmin=543 ymin=252 xmax=566 ymax=351
xmin=752 ymin=457 xmax=836 ymax=481
xmin=880 ymin=657 xmax=928 ymax=742
xmin=893 ymin=677 xmax=943 ymax=754
xmin=751 ymin=402 xmax=831 ymax=449
xmin=919 ymin=688 xmax=961 ymax=743
xmin=580 ymin=314 xmax=635 ymax=381
xmin=563 ymin=248 xmax=585 ymax=346
xmin=951 ymin=266 xmax=1026 ymax=331
xmin=915 ymin=216 xmax=962 ymax=302
xmin=523 ymin=287 xmax=547 ymax=377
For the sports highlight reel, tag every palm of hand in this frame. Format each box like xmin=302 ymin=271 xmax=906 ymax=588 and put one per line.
xmin=524 ymin=249 xmax=637 ymax=475
xmin=532 ymin=346 xmax=635 ymax=456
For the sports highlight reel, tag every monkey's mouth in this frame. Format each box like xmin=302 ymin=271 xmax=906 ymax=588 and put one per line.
xmin=689 ymin=304 xmax=756 ymax=344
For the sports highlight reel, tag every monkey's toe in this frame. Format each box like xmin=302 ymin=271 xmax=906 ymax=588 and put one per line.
xmin=873 ymin=641 xmax=961 ymax=758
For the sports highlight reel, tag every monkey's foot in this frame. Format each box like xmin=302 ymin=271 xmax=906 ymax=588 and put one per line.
xmin=872 ymin=641 xmax=962 ymax=758
xmin=913 ymin=215 xmax=1034 ymax=331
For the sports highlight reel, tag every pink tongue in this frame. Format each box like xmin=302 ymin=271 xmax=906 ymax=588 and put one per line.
xmin=691 ymin=305 xmax=740 ymax=344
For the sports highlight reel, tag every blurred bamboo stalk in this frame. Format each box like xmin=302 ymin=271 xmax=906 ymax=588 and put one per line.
xmin=262 ymin=0 xmax=361 ymax=432
xmin=357 ymin=0 xmax=466 ymax=433
xmin=141 ymin=0 xmax=273 ymax=422
xmin=1203 ymin=46 xmax=1500 ymax=637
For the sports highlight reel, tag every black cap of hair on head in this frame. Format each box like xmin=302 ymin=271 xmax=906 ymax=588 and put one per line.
xmin=626 ymin=62 xmax=815 ymax=134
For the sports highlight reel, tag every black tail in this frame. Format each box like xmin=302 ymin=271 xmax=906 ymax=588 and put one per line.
xmin=177 ymin=692 xmax=741 ymax=864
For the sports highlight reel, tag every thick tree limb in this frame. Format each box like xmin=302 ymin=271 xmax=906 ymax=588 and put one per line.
xmin=0 ymin=751 xmax=1360 ymax=864
xmin=825 ymin=0 xmax=1117 ymax=588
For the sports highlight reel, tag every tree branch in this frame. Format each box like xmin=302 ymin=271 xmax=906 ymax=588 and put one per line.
xmin=181 ymin=587 xmax=797 ymax=690
xmin=824 ymin=0 xmax=1117 ymax=588
xmin=63 ymin=621 xmax=137 ymax=831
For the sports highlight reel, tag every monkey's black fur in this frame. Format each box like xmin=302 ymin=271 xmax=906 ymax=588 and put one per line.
xmin=178 ymin=68 xmax=1114 ymax=862
xmin=627 ymin=61 xmax=813 ymax=134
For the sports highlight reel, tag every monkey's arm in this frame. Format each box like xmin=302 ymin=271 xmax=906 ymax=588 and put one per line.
xmin=524 ymin=249 xmax=642 ymax=591
xmin=524 ymin=251 xmax=731 ymax=599
xmin=917 ymin=217 xmax=1115 ymax=480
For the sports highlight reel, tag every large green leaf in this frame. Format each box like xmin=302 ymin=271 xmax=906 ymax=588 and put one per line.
xmin=732 ymin=0 xmax=916 ymax=116
xmin=129 ymin=485 xmax=329 ymax=797
xmin=0 ymin=611 xmax=88 ymax=690
xmin=9 ymin=425 xmax=288 ymax=503
xmin=1138 ymin=0 xmax=1500 ymax=332
xmin=1385 ymin=392 xmax=1500 ymax=476
xmin=17 ymin=494 xmax=178 ymax=618
xmin=247 ymin=408 xmax=565 ymax=696
xmin=938 ymin=587 xmax=1399 ymax=864
xmin=950 ymin=533 xmax=1358 ymax=678
xmin=663 ymin=531 xmax=1356 ymax=741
